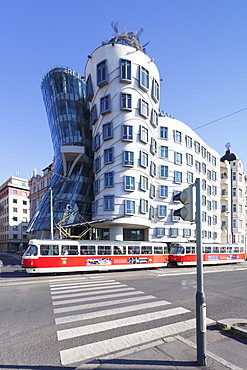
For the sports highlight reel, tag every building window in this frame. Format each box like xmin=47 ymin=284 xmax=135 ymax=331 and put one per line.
xmin=160 ymin=126 xmax=168 ymax=139
xmin=160 ymin=185 xmax=168 ymax=198
xmin=140 ymin=175 xmax=148 ymax=191
xmin=174 ymin=152 xmax=182 ymax=165
xmin=125 ymin=176 xmax=135 ymax=191
xmin=202 ymin=195 xmax=206 ymax=206
xmin=207 ymin=185 xmax=211 ymax=195
xmin=202 ymin=163 xmax=206 ymax=174
xmin=104 ymin=195 xmax=114 ymax=210
xmin=13 ymin=208 xmax=17 ymax=212
xmin=100 ymin=95 xmax=111 ymax=115
xmin=140 ymin=99 xmax=149 ymax=118
xmin=157 ymin=228 xmax=165 ymax=237
xmin=150 ymin=184 xmax=155 ymax=199
xmin=140 ymin=151 xmax=148 ymax=167
xmin=174 ymin=171 xmax=182 ymax=184
xmin=183 ymin=228 xmax=191 ymax=237
xmin=195 ymin=161 xmax=201 ymax=172
xmin=194 ymin=141 xmax=200 ymax=153
xmin=187 ymin=171 xmax=193 ymax=183
xmin=149 ymin=205 xmax=155 ymax=219
xmin=140 ymin=126 xmax=148 ymax=143
xmin=92 ymin=200 xmax=98 ymax=215
xmin=158 ymin=205 xmax=167 ymax=217
xmin=140 ymin=66 xmax=149 ymax=90
xmin=86 ymin=74 xmax=94 ymax=102
xmin=212 ymin=171 xmax=217 ymax=181
xmin=90 ymin=104 xmax=98 ymax=125
xmin=152 ymin=78 xmax=160 ymax=102
xmin=174 ymin=130 xmax=182 ymax=143
xmin=151 ymin=138 xmax=157 ymax=154
xmin=122 ymin=125 xmax=133 ymax=141
xmin=212 ymin=185 xmax=217 ymax=195
xmin=13 ymin=199 xmax=17 ymax=204
xmin=160 ymin=165 xmax=168 ymax=178
xmin=125 ymin=200 xmax=135 ymax=214
xmin=201 ymin=146 xmax=206 ymax=158
xmin=202 ymin=179 xmax=206 ymax=190
xmin=120 ymin=59 xmax=131 ymax=82
xmin=207 ymin=152 xmax=211 ymax=162
xmin=104 ymin=171 xmax=114 ymax=187
xmin=212 ymin=200 xmax=217 ymax=210
xmin=150 ymin=161 xmax=156 ymax=177
xmin=151 ymin=109 xmax=158 ymax=127
xmin=23 ymin=209 xmax=27 ymax=214
xmin=202 ymin=212 xmax=207 ymax=222
xmin=207 ymin=170 xmax=212 ymax=180
xmin=160 ymin=146 xmax=168 ymax=159
xmin=207 ymin=200 xmax=211 ymax=211
xmin=97 ymin=60 xmax=108 ymax=87
xmin=104 ymin=148 xmax=114 ymax=164
xmin=94 ymin=179 xmax=100 ymax=194
xmin=170 ymin=228 xmax=179 ymax=237
xmin=121 ymin=93 xmax=132 ymax=110
xmin=213 ymin=215 xmax=217 ymax=225
xmin=102 ymin=122 xmax=113 ymax=140
xmin=94 ymin=156 xmax=101 ymax=173
xmin=94 ymin=133 xmax=100 ymax=150
xmin=140 ymin=199 xmax=148 ymax=213
xmin=186 ymin=135 xmax=192 ymax=148
xmin=186 ymin=153 xmax=193 ymax=166
xmin=123 ymin=151 xmax=134 ymax=166
xmin=212 ymin=156 xmax=216 ymax=166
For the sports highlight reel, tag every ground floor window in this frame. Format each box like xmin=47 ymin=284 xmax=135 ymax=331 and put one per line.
xmin=123 ymin=229 xmax=144 ymax=241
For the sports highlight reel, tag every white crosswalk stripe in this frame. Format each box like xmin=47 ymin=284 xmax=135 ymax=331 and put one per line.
xmin=49 ymin=276 xmax=214 ymax=366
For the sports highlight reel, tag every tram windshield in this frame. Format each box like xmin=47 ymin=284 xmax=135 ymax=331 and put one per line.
xmin=170 ymin=246 xmax=185 ymax=255
xmin=24 ymin=244 xmax=38 ymax=256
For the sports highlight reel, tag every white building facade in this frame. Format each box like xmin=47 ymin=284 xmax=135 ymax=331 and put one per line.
xmin=0 ymin=176 xmax=30 ymax=252
xmin=85 ymin=34 xmax=221 ymax=243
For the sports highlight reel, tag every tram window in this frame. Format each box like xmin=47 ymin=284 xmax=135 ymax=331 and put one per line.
xmin=186 ymin=247 xmax=191 ymax=254
xmin=128 ymin=246 xmax=140 ymax=254
xmin=113 ymin=246 xmax=126 ymax=255
xmin=220 ymin=247 xmax=226 ymax=253
xmin=62 ymin=245 xmax=79 ymax=255
xmin=191 ymin=247 xmax=195 ymax=254
xmin=227 ymin=246 xmax=232 ymax=253
xmin=98 ymin=246 xmax=112 ymax=255
xmin=234 ymin=246 xmax=239 ymax=253
xmin=170 ymin=246 xmax=184 ymax=254
xmin=141 ymin=246 xmax=152 ymax=254
xmin=80 ymin=246 xmax=96 ymax=255
xmin=204 ymin=246 xmax=211 ymax=254
xmin=154 ymin=246 xmax=163 ymax=254
xmin=40 ymin=245 xmax=59 ymax=255
xmin=212 ymin=246 xmax=219 ymax=253
xmin=240 ymin=246 xmax=244 ymax=252
xmin=164 ymin=245 xmax=168 ymax=254
xmin=25 ymin=244 xmax=38 ymax=256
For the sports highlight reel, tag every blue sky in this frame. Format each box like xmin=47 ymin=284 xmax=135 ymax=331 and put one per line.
xmin=1 ymin=0 xmax=247 ymax=184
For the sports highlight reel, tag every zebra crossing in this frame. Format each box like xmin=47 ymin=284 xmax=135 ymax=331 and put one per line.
xmin=49 ymin=275 xmax=214 ymax=366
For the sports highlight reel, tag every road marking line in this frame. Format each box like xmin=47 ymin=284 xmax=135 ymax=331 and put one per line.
xmin=51 ymin=282 xmax=123 ymax=296
xmin=60 ymin=318 xmax=198 ymax=365
xmin=54 ymin=294 xmax=155 ymax=314
xmin=55 ymin=300 xmax=171 ymax=325
xmin=51 ymin=285 xmax=129 ymax=300
xmin=58 ymin=306 xmax=190 ymax=340
xmin=50 ymin=279 xmax=116 ymax=288
xmin=52 ymin=288 xmax=143 ymax=306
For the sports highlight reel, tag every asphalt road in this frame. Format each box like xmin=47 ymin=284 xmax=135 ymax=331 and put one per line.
xmin=0 ymin=258 xmax=246 ymax=369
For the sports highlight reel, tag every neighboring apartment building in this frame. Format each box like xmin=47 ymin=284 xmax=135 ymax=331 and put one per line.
xmin=29 ymin=163 xmax=54 ymax=220
xmin=220 ymin=153 xmax=246 ymax=244
xmin=0 ymin=176 xmax=30 ymax=252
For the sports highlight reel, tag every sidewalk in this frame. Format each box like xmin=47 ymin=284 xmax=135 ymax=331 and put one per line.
xmin=77 ymin=322 xmax=247 ymax=370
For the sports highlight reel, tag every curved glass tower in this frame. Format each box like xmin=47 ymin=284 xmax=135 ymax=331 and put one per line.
xmin=28 ymin=67 xmax=93 ymax=237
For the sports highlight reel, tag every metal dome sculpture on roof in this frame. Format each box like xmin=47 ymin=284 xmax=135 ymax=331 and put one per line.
xmin=105 ymin=22 xmax=149 ymax=51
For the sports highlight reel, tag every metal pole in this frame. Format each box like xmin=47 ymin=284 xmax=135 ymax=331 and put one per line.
xmin=49 ymin=188 xmax=53 ymax=240
xmin=195 ymin=178 xmax=207 ymax=366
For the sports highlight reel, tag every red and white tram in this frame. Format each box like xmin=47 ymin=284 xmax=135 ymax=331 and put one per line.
xmin=22 ymin=239 xmax=169 ymax=273
xmin=169 ymin=242 xmax=246 ymax=266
